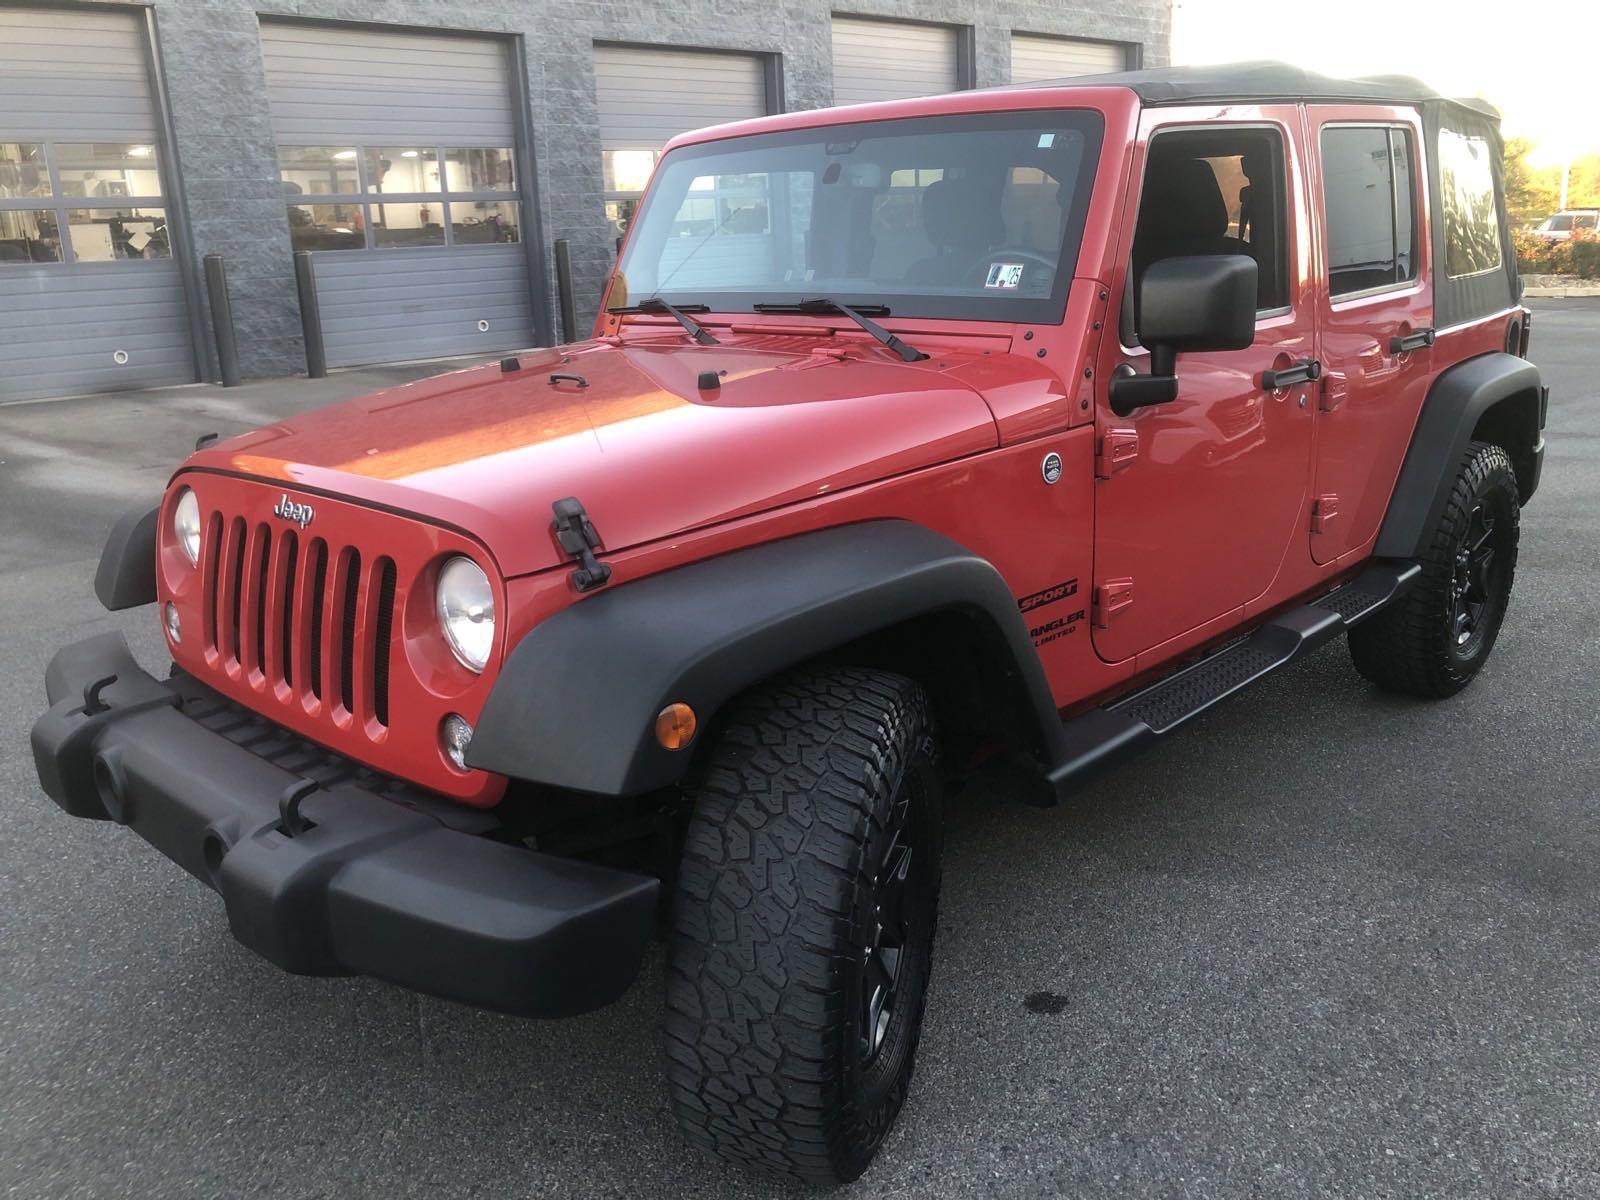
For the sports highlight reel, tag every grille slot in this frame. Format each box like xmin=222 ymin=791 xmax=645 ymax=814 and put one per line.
xmin=338 ymin=549 xmax=362 ymax=716
xmin=225 ymin=517 xmax=246 ymax=665
xmin=373 ymin=558 xmax=396 ymax=729
xmin=252 ymin=526 xmax=271 ymax=677
xmin=279 ymin=532 xmax=298 ymax=688
xmin=203 ymin=512 xmax=223 ymax=652
xmin=308 ymin=539 xmax=327 ymax=700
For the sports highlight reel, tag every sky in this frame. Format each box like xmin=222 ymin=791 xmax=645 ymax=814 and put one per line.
xmin=1173 ymin=0 xmax=1600 ymax=162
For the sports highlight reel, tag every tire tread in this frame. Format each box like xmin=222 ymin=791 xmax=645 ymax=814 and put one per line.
xmin=665 ymin=667 xmax=934 ymax=1183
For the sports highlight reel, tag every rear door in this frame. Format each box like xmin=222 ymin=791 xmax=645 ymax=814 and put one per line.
xmin=1306 ymin=105 xmax=1435 ymax=563
xmin=1092 ymin=106 xmax=1318 ymax=666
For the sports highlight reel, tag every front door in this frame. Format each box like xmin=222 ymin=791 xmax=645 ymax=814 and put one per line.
xmin=1306 ymin=105 xmax=1436 ymax=564
xmin=1092 ymin=108 xmax=1317 ymax=665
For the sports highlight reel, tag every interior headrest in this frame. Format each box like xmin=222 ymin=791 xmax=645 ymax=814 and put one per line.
xmin=1138 ymin=158 xmax=1228 ymax=241
xmin=920 ymin=178 xmax=1002 ymax=253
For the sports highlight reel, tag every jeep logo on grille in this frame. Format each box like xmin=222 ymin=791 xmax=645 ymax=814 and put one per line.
xmin=272 ymin=493 xmax=315 ymax=529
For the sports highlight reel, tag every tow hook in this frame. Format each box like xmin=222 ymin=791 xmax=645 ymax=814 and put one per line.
xmin=278 ymin=779 xmax=319 ymax=837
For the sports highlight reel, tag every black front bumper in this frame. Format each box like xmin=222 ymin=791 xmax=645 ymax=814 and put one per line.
xmin=30 ymin=633 xmax=659 ymax=1018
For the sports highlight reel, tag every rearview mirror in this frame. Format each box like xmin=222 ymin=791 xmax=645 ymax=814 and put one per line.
xmin=1110 ymin=255 xmax=1258 ymax=416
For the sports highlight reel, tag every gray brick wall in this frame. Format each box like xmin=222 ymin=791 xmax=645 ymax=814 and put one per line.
xmin=116 ymin=0 xmax=1170 ymax=380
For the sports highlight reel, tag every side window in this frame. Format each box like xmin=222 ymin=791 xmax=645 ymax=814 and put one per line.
xmin=1125 ymin=125 xmax=1289 ymax=342
xmin=1437 ymin=126 xmax=1503 ymax=277
xmin=1320 ymin=126 xmax=1418 ymax=297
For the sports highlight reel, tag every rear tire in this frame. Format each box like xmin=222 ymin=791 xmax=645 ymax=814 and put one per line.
xmin=1349 ymin=440 xmax=1519 ymax=697
xmin=665 ymin=667 xmax=942 ymax=1184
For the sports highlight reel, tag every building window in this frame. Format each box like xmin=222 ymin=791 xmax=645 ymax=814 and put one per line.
xmin=603 ymin=149 xmax=661 ymax=245
xmin=0 ymin=141 xmax=168 ymax=265
xmin=1321 ymin=126 xmax=1418 ymax=297
xmin=278 ymin=142 xmax=519 ymax=252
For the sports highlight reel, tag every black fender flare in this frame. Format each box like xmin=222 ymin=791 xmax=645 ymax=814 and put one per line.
xmin=94 ymin=503 xmax=160 ymax=611
xmin=1375 ymin=352 xmax=1543 ymax=559
xmin=467 ymin=520 xmax=1067 ymax=796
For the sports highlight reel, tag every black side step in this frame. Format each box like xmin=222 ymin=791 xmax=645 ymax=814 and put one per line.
xmin=1042 ymin=560 xmax=1420 ymax=801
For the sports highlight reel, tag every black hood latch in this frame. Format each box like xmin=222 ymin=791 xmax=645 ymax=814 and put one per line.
xmin=551 ymin=497 xmax=612 ymax=593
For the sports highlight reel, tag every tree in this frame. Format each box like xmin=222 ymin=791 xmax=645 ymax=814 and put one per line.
xmin=1503 ymin=137 xmax=1559 ymax=228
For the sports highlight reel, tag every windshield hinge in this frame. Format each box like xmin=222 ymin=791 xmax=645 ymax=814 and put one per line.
xmin=551 ymin=497 xmax=612 ymax=593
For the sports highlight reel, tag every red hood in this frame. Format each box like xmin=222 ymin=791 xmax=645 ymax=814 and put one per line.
xmin=189 ymin=331 xmax=1007 ymax=577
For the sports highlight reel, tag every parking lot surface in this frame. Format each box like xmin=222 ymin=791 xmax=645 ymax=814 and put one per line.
xmin=2 ymin=306 xmax=1596 ymax=1198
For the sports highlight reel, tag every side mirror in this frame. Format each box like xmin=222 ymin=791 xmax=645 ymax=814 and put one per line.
xmin=1109 ymin=255 xmax=1258 ymax=416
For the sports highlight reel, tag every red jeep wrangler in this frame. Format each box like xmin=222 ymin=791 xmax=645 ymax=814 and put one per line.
xmin=32 ymin=63 xmax=1545 ymax=1184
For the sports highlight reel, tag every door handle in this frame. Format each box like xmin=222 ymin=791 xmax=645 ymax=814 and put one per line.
xmin=1261 ymin=358 xmax=1321 ymax=391
xmin=1390 ymin=327 xmax=1436 ymax=354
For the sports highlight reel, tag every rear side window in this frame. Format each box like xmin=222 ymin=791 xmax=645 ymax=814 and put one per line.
xmin=1437 ymin=126 xmax=1503 ymax=277
xmin=1321 ymin=126 xmax=1417 ymax=297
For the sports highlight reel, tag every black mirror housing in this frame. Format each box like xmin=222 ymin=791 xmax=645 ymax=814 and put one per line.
xmin=1110 ymin=254 xmax=1258 ymax=416
xmin=1137 ymin=254 xmax=1258 ymax=354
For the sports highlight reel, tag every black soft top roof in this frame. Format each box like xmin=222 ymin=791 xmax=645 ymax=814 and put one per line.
xmin=1015 ymin=61 xmax=1498 ymax=120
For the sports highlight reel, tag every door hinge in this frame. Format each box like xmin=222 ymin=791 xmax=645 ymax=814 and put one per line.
xmin=1319 ymin=371 xmax=1348 ymax=413
xmin=1093 ymin=578 xmax=1134 ymax=628
xmin=551 ymin=496 xmax=612 ymax=592
xmin=1096 ymin=427 xmax=1139 ymax=479
xmin=1311 ymin=494 xmax=1340 ymax=533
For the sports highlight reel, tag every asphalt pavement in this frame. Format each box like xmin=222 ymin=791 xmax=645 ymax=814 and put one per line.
xmin=2 ymin=307 xmax=1597 ymax=1199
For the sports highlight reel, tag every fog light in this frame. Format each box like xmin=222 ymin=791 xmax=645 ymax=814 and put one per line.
xmin=655 ymin=702 xmax=697 ymax=751
xmin=164 ymin=601 xmax=182 ymax=643
xmin=441 ymin=713 xmax=474 ymax=772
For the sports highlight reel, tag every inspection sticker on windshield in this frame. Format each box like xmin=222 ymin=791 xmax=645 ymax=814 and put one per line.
xmin=985 ymin=262 xmax=1025 ymax=290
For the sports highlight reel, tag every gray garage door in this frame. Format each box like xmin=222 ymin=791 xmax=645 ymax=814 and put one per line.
xmin=0 ymin=6 xmax=197 ymax=403
xmin=262 ymin=21 xmax=536 ymax=369
xmin=831 ymin=16 xmax=959 ymax=106
xmin=1009 ymin=34 xmax=1129 ymax=83
xmin=593 ymin=45 xmax=769 ymax=242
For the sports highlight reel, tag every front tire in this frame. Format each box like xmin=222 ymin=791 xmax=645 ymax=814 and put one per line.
xmin=1349 ymin=440 xmax=1520 ymax=697
xmin=665 ymin=668 xmax=942 ymax=1184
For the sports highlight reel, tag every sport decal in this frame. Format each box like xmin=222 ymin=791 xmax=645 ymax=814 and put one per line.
xmin=1018 ymin=578 xmax=1079 ymax=614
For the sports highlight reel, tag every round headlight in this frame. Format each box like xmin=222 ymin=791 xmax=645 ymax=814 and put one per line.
xmin=436 ymin=556 xmax=494 ymax=672
xmin=173 ymin=487 xmax=201 ymax=565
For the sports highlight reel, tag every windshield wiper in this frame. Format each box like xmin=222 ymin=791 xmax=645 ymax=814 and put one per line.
xmin=610 ymin=297 xmax=719 ymax=345
xmin=752 ymin=298 xmax=928 ymax=362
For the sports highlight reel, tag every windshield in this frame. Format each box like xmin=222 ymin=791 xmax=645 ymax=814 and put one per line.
xmin=609 ymin=110 xmax=1105 ymax=323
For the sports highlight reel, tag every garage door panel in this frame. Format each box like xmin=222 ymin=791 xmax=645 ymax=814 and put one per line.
xmin=262 ymin=20 xmax=536 ymax=367
xmin=0 ymin=9 xmax=158 ymax=140
xmin=261 ymin=22 xmax=514 ymax=143
xmin=0 ymin=264 xmax=192 ymax=401
xmin=312 ymin=248 xmax=531 ymax=366
xmin=1010 ymin=34 xmax=1127 ymax=82
xmin=831 ymin=17 xmax=958 ymax=106
xmin=0 ymin=6 xmax=195 ymax=402
xmin=594 ymin=46 xmax=766 ymax=147
xmin=0 ymin=273 xmax=191 ymax=311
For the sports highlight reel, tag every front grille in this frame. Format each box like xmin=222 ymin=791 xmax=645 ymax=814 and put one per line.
xmin=202 ymin=515 xmax=396 ymax=736
xmin=170 ymin=474 xmax=503 ymax=804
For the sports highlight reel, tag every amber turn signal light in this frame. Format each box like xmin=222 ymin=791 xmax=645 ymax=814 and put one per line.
xmin=655 ymin=702 xmax=697 ymax=750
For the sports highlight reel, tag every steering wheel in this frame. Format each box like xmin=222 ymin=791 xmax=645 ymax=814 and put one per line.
xmin=967 ymin=247 xmax=1059 ymax=293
